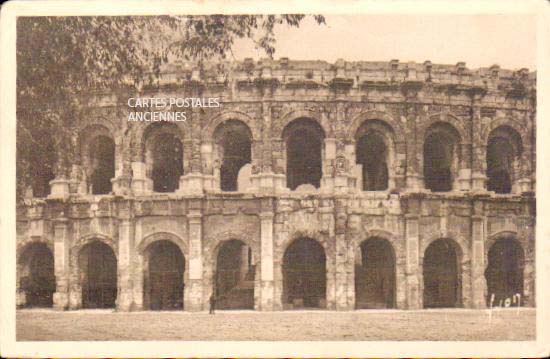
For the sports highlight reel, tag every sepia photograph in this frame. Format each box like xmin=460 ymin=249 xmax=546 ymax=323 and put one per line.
xmin=1 ymin=0 xmax=549 ymax=357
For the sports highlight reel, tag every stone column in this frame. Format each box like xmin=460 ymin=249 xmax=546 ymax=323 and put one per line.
xmin=186 ymin=209 xmax=203 ymax=311
xmin=321 ymin=137 xmax=337 ymax=193
xmin=116 ymin=219 xmax=134 ymax=311
xmin=334 ymin=205 xmax=351 ymax=310
xmin=405 ymin=211 xmax=421 ymax=309
xmin=260 ymin=211 xmax=275 ymax=310
xmin=471 ymin=210 xmax=487 ymax=308
xmin=131 ymin=161 xmax=152 ymax=194
xmin=53 ymin=219 xmax=70 ymax=310
xmin=456 ymin=142 xmax=472 ymax=191
xmin=471 ymin=103 xmax=487 ymax=191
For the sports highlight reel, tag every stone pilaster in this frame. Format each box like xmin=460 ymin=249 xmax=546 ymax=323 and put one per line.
xmin=260 ymin=211 xmax=275 ymax=310
xmin=333 ymin=203 xmax=351 ymax=310
xmin=405 ymin=212 xmax=421 ymax=309
xmin=471 ymin=210 xmax=487 ymax=308
xmin=116 ymin=219 xmax=134 ymax=311
xmin=186 ymin=209 xmax=203 ymax=311
xmin=52 ymin=219 xmax=70 ymax=310
xmin=131 ymin=161 xmax=152 ymax=194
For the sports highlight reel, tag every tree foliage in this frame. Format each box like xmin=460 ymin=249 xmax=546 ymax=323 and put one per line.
xmin=16 ymin=15 xmax=325 ymax=200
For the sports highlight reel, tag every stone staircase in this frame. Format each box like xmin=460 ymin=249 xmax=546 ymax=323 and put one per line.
xmin=216 ymin=268 xmax=255 ymax=309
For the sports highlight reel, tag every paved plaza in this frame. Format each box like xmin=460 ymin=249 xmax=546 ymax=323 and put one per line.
xmin=17 ymin=308 xmax=535 ymax=341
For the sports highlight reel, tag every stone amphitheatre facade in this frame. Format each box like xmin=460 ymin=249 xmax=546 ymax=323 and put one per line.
xmin=16 ymin=58 xmax=536 ymax=312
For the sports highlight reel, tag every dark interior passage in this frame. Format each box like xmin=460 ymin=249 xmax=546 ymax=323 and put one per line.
xmin=284 ymin=118 xmax=324 ymax=190
xmin=485 ymin=238 xmax=524 ymax=306
xmin=486 ymin=137 xmax=515 ymax=194
xmin=355 ymin=238 xmax=395 ymax=309
xmin=283 ymin=237 xmax=326 ymax=309
xmin=145 ymin=240 xmax=185 ymax=310
xmin=424 ymin=134 xmax=454 ymax=192
xmin=215 ymin=120 xmax=252 ymax=192
xmin=356 ymin=133 xmax=389 ymax=191
xmin=423 ymin=239 xmax=461 ymax=308
xmin=19 ymin=243 xmax=55 ymax=307
xmin=151 ymin=132 xmax=183 ymax=192
xmin=89 ymin=135 xmax=115 ymax=195
xmin=215 ymin=240 xmax=254 ymax=309
xmin=79 ymin=241 xmax=117 ymax=309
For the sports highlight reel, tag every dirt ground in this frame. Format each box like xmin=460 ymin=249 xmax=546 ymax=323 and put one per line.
xmin=16 ymin=308 xmax=535 ymax=341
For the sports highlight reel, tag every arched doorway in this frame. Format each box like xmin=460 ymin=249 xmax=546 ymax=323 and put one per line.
xmin=355 ymin=237 xmax=395 ymax=309
xmin=144 ymin=123 xmax=184 ymax=193
xmin=355 ymin=120 xmax=393 ymax=191
xmin=19 ymin=242 xmax=55 ymax=307
xmin=144 ymin=240 xmax=185 ymax=310
xmin=283 ymin=118 xmax=325 ymax=190
xmin=89 ymin=135 xmax=115 ymax=194
xmin=423 ymin=122 xmax=460 ymax=192
xmin=485 ymin=237 xmax=525 ymax=306
xmin=213 ymin=120 xmax=252 ymax=192
xmin=79 ymin=241 xmax=117 ymax=309
xmin=215 ymin=240 xmax=255 ymax=309
xmin=423 ymin=238 xmax=462 ymax=308
xmin=282 ymin=237 xmax=326 ymax=309
xmin=486 ymin=126 xmax=522 ymax=194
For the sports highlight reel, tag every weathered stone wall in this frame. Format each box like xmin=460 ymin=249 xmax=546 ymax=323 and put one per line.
xmin=16 ymin=59 xmax=536 ymax=311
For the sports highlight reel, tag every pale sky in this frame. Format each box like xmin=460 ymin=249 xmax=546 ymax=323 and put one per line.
xmin=231 ymin=14 xmax=536 ymax=70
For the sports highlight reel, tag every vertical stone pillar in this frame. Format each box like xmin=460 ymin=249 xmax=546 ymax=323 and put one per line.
xmin=471 ymin=102 xmax=487 ymax=191
xmin=260 ymin=211 xmax=274 ymax=311
xmin=456 ymin=142 xmax=472 ymax=191
xmin=131 ymin=161 xmax=152 ymax=194
xmin=186 ymin=208 xmax=203 ymax=311
xmin=333 ymin=202 xmax=351 ymax=310
xmin=321 ymin=137 xmax=337 ymax=192
xmin=53 ymin=219 xmax=70 ymax=310
xmin=405 ymin=210 xmax=421 ymax=309
xmin=471 ymin=202 xmax=487 ymax=308
xmin=116 ymin=219 xmax=134 ymax=311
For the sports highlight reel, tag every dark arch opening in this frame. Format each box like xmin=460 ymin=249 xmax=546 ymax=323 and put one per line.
xmin=79 ymin=241 xmax=117 ymax=309
xmin=423 ymin=238 xmax=461 ymax=308
xmin=355 ymin=237 xmax=395 ymax=309
xmin=282 ymin=237 xmax=326 ymax=309
xmin=487 ymin=127 xmax=522 ymax=194
xmin=30 ymin=134 xmax=55 ymax=198
xmin=214 ymin=239 xmax=255 ymax=309
xmin=423 ymin=123 xmax=460 ymax=192
xmin=485 ymin=237 xmax=525 ymax=306
xmin=144 ymin=240 xmax=185 ymax=310
xmin=89 ymin=135 xmax=115 ymax=195
xmin=356 ymin=132 xmax=389 ymax=191
xmin=214 ymin=120 xmax=252 ymax=192
xmin=283 ymin=118 xmax=325 ymax=190
xmin=145 ymin=124 xmax=184 ymax=193
xmin=19 ymin=243 xmax=55 ymax=308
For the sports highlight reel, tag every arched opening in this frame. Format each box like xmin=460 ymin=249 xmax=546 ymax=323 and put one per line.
xmin=485 ymin=237 xmax=525 ymax=306
xmin=18 ymin=243 xmax=55 ymax=307
xmin=423 ymin=238 xmax=462 ymax=308
xmin=89 ymin=135 xmax=115 ymax=194
xmin=214 ymin=239 xmax=255 ymax=309
xmin=486 ymin=126 xmax=522 ymax=194
xmin=144 ymin=240 xmax=185 ymax=310
xmin=213 ymin=120 xmax=252 ymax=192
xmin=144 ymin=124 xmax=184 ymax=193
xmin=283 ymin=118 xmax=325 ymax=190
xmin=355 ymin=237 xmax=395 ymax=309
xmin=356 ymin=132 xmax=389 ymax=191
xmin=423 ymin=122 xmax=460 ymax=192
xmin=282 ymin=237 xmax=326 ymax=309
xmin=79 ymin=241 xmax=117 ymax=309
xmin=30 ymin=135 xmax=55 ymax=198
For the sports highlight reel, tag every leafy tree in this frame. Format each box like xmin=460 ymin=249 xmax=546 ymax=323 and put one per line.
xmin=16 ymin=15 xmax=325 ymax=200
